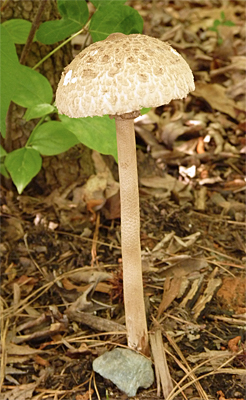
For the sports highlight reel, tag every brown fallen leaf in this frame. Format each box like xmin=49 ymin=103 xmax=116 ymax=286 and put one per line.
xmin=62 ymin=277 xmax=111 ymax=294
xmin=157 ymin=276 xmax=182 ymax=317
xmin=193 ymin=81 xmax=237 ymax=119
xmin=5 ymin=343 xmax=44 ymax=356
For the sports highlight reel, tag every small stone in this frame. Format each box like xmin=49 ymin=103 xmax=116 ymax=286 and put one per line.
xmin=93 ymin=347 xmax=154 ymax=397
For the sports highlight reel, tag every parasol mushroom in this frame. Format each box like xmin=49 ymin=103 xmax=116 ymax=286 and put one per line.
xmin=56 ymin=33 xmax=195 ymax=355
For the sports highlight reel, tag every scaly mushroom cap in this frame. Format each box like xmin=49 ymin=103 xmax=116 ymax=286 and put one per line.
xmin=56 ymin=33 xmax=195 ymax=118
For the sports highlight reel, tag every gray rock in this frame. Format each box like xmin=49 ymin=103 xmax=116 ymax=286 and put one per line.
xmin=93 ymin=347 xmax=154 ymax=397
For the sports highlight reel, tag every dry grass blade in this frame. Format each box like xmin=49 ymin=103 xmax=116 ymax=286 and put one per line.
xmin=208 ymin=314 xmax=246 ymax=326
xmin=0 ymin=298 xmax=8 ymax=393
xmin=165 ymin=348 xmax=245 ymax=400
xmin=165 ymin=332 xmax=209 ymax=400
xmin=150 ymin=329 xmax=173 ymax=398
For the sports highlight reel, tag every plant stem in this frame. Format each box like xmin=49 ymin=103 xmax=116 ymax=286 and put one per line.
xmin=33 ymin=20 xmax=90 ymax=70
xmin=115 ymin=116 xmax=149 ymax=355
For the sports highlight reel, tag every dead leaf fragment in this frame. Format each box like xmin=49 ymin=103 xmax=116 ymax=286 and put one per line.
xmin=193 ymin=81 xmax=236 ymax=118
xmin=228 ymin=336 xmax=242 ymax=353
xmin=192 ymin=268 xmax=222 ymax=319
xmin=157 ymin=276 xmax=182 ymax=317
xmin=150 ymin=329 xmax=173 ymax=398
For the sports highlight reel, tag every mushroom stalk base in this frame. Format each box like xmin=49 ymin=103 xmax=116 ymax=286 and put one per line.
xmin=115 ymin=117 xmax=149 ymax=355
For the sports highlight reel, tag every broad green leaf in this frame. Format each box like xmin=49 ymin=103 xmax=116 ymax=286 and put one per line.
xmin=5 ymin=148 xmax=42 ymax=194
xmin=0 ymin=145 xmax=7 ymax=158
xmin=24 ymin=104 xmax=55 ymax=121
xmin=58 ymin=0 xmax=89 ymax=24
xmin=0 ymin=26 xmax=53 ymax=136
xmin=2 ymin=19 xmax=36 ymax=44
xmin=0 ymin=25 xmax=20 ymax=136
xmin=0 ymin=145 xmax=8 ymax=176
xmin=36 ymin=0 xmax=89 ymax=44
xmin=36 ymin=19 xmax=81 ymax=45
xmin=89 ymin=4 xmax=143 ymax=42
xmin=12 ymin=65 xmax=53 ymax=108
xmin=91 ymin=0 xmax=126 ymax=8
xmin=0 ymin=163 xmax=9 ymax=178
xmin=28 ymin=121 xmax=79 ymax=155
xmin=59 ymin=114 xmax=118 ymax=161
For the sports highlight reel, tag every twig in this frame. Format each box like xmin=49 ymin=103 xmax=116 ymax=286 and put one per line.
xmin=65 ymin=309 xmax=126 ymax=333
xmin=19 ymin=0 xmax=48 ymax=65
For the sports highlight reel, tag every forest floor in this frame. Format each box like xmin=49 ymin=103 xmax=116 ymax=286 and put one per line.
xmin=1 ymin=1 xmax=246 ymax=400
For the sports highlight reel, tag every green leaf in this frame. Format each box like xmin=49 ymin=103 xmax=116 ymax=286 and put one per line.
xmin=12 ymin=64 xmax=53 ymax=108
xmin=0 ymin=163 xmax=9 ymax=178
xmin=2 ymin=19 xmax=36 ymax=44
xmin=223 ymin=20 xmax=235 ymax=27
xmin=141 ymin=107 xmax=151 ymax=115
xmin=213 ymin=19 xmax=221 ymax=28
xmin=5 ymin=148 xmax=42 ymax=194
xmin=220 ymin=11 xmax=225 ymax=21
xmin=91 ymin=0 xmax=126 ymax=8
xmin=57 ymin=0 xmax=89 ymax=24
xmin=218 ymin=36 xmax=223 ymax=45
xmin=208 ymin=26 xmax=218 ymax=32
xmin=59 ymin=114 xmax=118 ymax=160
xmin=0 ymin=145 xmax=7 ymax=158
xmin=24 ymin=104 xmax=55 ymax=121
xmin=36 ymin=0 xmax=89 ymax=44
xmin=0 ymin=25 xmax=20 ymax=136
xmin=89 ymin=4 xmax=143 ymax=42
xmin=36 ymin=19 xmax=81 ymax=45
xmin=28 ymin=121 xmax=79 ymax=155
xmin=0 ymin=25 xmax=53 ymax=136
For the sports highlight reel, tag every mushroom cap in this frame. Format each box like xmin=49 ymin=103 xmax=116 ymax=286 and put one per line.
xmin=56 ymin=33 xmax=195 ymax=118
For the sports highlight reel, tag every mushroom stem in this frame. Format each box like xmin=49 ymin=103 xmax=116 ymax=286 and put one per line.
xmin=115 ymin=116 xmax=149 ymax=355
